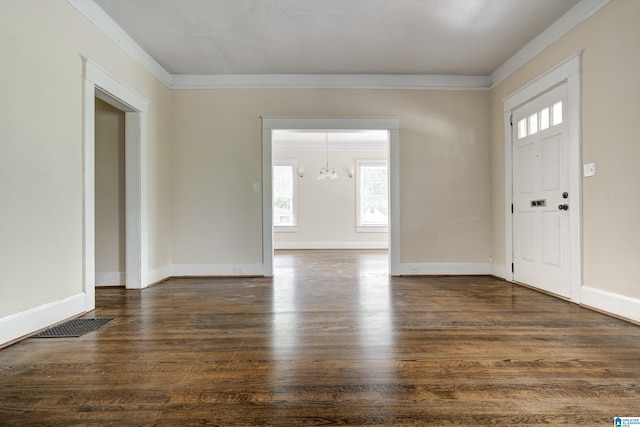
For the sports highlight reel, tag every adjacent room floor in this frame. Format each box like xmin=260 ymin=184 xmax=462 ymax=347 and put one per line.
xmin=1 ymin=250 xmax=639 ymax=425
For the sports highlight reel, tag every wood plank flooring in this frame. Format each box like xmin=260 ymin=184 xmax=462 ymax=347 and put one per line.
xmin=1 ymin=250 xmax=639 ymax=426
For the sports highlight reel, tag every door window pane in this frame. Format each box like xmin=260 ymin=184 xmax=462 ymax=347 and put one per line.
xmin=518 ymin=118 xmax=527 ymax=139
xmin=529 ymin=113 xmax=538 ymax=135
xmin=540 ymin=107 xmax=550 ymax=130
xmin=552 ymin=101 xmax=563 ymax=125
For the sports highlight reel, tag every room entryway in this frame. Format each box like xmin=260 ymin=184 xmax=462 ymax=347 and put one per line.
xmin=95 ymin=98 xmax=126 ymax=287
xmin=512 ymin=83 xmax=570 ymax=298
xmin=504 ymin=54 xmax=582 ymax=302
xmin=261 ymin=117 xmax=401 ymax=277
xmin=82 ymin=59 xmax=150 ymax=311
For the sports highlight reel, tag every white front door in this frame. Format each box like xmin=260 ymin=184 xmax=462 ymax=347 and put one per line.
xmin=512 ymin=83 xmax=571 ymax=298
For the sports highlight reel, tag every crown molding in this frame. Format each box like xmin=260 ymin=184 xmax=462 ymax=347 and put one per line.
xmin=490 ymin=0 xmax=609 ymax=87
xmin=67 ymin=0 xmax=172 ymax=87
xmin=169 ymin=74 xmax=490 ymax=90
xmin=70 ymin=0 xmax=608 ymax=91
xmin=67 ymin=0 xmax=486 ymax=90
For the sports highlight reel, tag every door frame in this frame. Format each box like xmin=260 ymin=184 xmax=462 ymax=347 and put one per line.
xmin=503 ymin=53 xmax=582 ymax=302
xmin=261 ymin=117 xmax=401 ymax=276
xmin=82 ymin=59 xmax=149 ymax=311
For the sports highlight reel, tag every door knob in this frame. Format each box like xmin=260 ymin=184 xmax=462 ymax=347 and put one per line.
xmin=558 ymin=204 xmax=569 ymax=210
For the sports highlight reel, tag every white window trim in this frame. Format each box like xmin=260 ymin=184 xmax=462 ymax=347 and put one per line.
xmin=356 ymin=159 xmax=389 ymax=233
xmin=273 ymin=159 xmax=298 ymax=232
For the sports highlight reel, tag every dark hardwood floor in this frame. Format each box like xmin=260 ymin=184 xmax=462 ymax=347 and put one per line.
xmin=1 ymin=250 xmax=639 ymax=426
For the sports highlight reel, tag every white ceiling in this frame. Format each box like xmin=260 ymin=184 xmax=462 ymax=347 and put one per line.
xmin=92 ymin=0 xmax=582 ymax=77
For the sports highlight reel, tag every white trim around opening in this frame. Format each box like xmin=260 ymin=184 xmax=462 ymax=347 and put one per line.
xmin=261 ymin=117 xmax=401 ymax=277
xmin=502 ymin=53 xmax=583 ymax=303
xmin=82 ymin=58 xmax=150 ymax=312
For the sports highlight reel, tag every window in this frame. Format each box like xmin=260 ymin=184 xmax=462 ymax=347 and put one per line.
xmin=552 ymin=101 xmax=563 ymax=126
xmin=518 ymin=118 xmax=527 ymax=139
xmin=540 ymin=107 xmax=550 ymax=130
xmin=356 ymin=159 xmax=388 ymax=232
xmin=273 ymin=160 xmax=297 ymax=230
xmin=516 ymin=100 xmax=563 ymax=140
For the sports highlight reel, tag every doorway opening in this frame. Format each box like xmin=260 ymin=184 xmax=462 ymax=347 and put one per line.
xmin=261 ymin=117 xmax=401 ymax=277
xmin=82 ymin=59 xmax=149 ymax=312
xmin=272 ymin=130 xmax=389 ymax=249
xmin=503 ymin=54 xmax=582 ymax=302
xmin=94 ymin=98 xmax=126 ymax=287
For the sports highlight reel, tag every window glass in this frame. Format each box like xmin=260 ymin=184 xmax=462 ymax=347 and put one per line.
xmin=273 ymin=163 xmax=296 ymax=226
xmin=518 ymin=118 xmax=527 ymax=139
xmin=552 ymin=101 xmax=563 ymax=125
xmin=540 ymin=107 xmax=550 ymax=130
xmin=529 ymin=113 xmax=538 ymax=135
xmin=358 ymin=162 xmax=388 ymax=227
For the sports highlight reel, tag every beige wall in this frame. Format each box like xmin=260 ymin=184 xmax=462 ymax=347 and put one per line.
xmin=172 ymin=89 xmax=491 ymax=265
xmin=94 ymin=99 xmax=125 ymax=277
xmin=0 ymin=0 xmax=172 ymax=319
xmin=274 ymin=149 xmax=388 ymax=247
xmin=490 ymin=0 xmax=640 ymax=298
xmin=9 ymin=0 xmax=636 ymax=338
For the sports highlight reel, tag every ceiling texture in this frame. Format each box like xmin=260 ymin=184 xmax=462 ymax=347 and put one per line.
xmin=92 ymin=0 xmax=582 ymax=77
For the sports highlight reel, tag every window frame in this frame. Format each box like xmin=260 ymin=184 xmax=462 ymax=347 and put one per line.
xmin=273 ymin=159 xmax=298 ymax=232
xmin=356 ymin=159 xmax=389 ymax=233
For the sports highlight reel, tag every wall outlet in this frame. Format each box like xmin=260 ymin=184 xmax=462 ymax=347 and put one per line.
xmin=409 ymin=267 xmax=420 ymax=274
xmin=233 ymin=267 xmax=243 ymax=274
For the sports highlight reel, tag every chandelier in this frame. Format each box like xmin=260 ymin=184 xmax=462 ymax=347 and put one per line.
xmin=317 ymin=133 xmax=338 ymax=180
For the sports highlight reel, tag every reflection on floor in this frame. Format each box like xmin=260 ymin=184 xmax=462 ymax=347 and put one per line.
xmin=1 ymin=249 xmax=639 ymax=425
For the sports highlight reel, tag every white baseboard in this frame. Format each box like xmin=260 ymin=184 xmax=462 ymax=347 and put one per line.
xmin=398 ymin=262 xmax=491 ymax=275
xmin=95 ymin=271 xmax=124 ymax=287
xmin=581 ymin=286 xmax=640 ymax=324
xmin=147 ymin=264 xmax=172 ymax=285
xmin=491 ymin=263 xmax=512 ymax=281
xmin=0 ymin=293 xmax=86 ymax=347
xmin=171 ymin=263 xmax=265 ymax=277
xmin=274 ymin=242 xmax=389 ymax=250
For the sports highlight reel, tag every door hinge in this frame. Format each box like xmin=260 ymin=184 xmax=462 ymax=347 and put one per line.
xmin=511 ymin=263 xmax=514 ymax=273
xmin=511 ymin=204 xmax=514 ymax=214
xmin=510 ymin=114 xmax=513 ymax=126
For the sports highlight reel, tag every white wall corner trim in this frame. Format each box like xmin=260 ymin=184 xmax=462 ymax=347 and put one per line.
xmin=0 ymin=293 xmax=86 ymax=347
xmin=171 ymin=264 xmax=266 ymax=277
xmin=581 ymin=286 xmax=640 ymax=325
xmin=491 ymin=263 xmax=512 ymax=281
xmin=170 ymin=74 xmax=491 ymax=90
xmin=147 ymin=264 xmax=172 ymax=285
xmin=399 ymin=263 xmax=491 ymax=276
xmin=491 ymin=0 xmax=609 ymax=87
xmin=67 ymin=0 xmax=172 ymax=86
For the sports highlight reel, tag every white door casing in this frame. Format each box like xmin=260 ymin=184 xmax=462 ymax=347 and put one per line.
xmin=503 ymin=53 xmax=582 ymax=302
xmin=512 ymin=84 xmax=570 ymax=297
xmin=261 ymin=117 xmax=401 ymax=277
xmin=83 ymin=59 xmax=149 ymax=311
